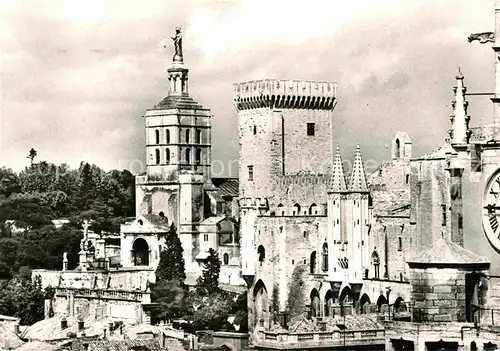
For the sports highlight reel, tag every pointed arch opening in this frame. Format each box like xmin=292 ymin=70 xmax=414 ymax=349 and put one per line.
xmin=339 ymin=286 xmax=354 ymax=316
xmin=277 ymin=203 xmax=284 ymax=216
xmin=253 ymin=280 xmax=268 ymax=328
xmin=322 ymin=243 xmax=328 ymax=272
xmin=293 ymin=203 xmax=301 ymax=215
xmin=309 ymin=203 xmax=318 ymax=215
xmin=310 ymin=251 xmax=317 ymax=274
xmin=325 ymin=290 xmax=334 ymax=317
xmin=394 ymin=297 xmax=407 ymax=313
xmin=377 ymin=295 xmax=388 ymax=312
xmin=360 ymin=293 xmax=371 ymax=314
xmin=310 ymin=289 xmax=320 ymax=317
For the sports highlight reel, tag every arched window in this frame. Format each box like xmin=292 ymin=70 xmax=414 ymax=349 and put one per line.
xmin=132 ymin=238 xmax=149 ymax=266
xmin=195 ymin=148 xmax=201 ymax=164
xmin=155 ymin=129 xmax=160 ymax=144
xmin=196 ymin=130 xmax=202 ymax=144
xmin=394 ymin=138 xmax=400 ymax=159
xmin=310 ymin=289 xmax=320 ymax=317
xmin=360 ymin=294 xmax=371 ymax=314
xmin=257 ymin=245 xmax=265 ymax=263
xmin=322 ymin=243 xmax=328 ymax=271
xmin=166 ymin=129 xmax=170 ymax=143
xmin=166 ymin=148 xmax=170 ymax=164
xmin=186 ymin=129 xmax=190 ymax=143
xmin=277 ymin=203 xmax=284 ymax=216
xmin=155 ymin=149 xmax=160 ymax=165
xmin=325 ymin=290 xmax=334 ymax=317
xmin=310 ymin=251 xmax=316 ymax=274
xmin=186 ymin=148 xmax=191 ymax=163
xmin=309 ymin=203 xmax=318 ymax=215
xmin=293 ymin=203 xmax=301 ymax=215
xmin=223 ymin=253 xmax=229 ymax=265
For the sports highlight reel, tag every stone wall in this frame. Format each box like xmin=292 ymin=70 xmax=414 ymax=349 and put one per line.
xmin=410 ymin=267 xmax=466 ymax=322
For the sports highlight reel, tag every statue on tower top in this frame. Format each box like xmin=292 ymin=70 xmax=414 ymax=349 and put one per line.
xmin=172 ymin=27 xmax=183 ymax=63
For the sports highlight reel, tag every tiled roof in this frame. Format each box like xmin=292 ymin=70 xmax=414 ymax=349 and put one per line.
xmin=87 ymin=338 xmax=162 ymax=351
xmin=10 ymin=340 xmax=57 ymax=351
xmin=211 ymin=178 xmax=239 ymax=197
xmin=152 ymin=95 xmax=206 ymax=110
xmin=407 ymin=237 xmax=490 ymax=266
xmin=219 ymin=284 xmax=247 ymax=294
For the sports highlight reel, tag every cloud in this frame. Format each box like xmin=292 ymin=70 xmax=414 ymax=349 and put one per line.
xmin=0 ymin=0 xmax=496 ymax=177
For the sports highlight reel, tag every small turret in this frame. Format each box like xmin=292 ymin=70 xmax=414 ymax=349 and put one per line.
xmin=349 ymin=144 xmax=368 ymax=192
xmin=449 ymin=68 xmax=470 ymax=147
xmin=330 ymin=146 xmax=347 ymax=192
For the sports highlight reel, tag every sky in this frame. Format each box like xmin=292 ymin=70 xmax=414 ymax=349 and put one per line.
xmin=0 ymin=0 xmax=497 ymax=176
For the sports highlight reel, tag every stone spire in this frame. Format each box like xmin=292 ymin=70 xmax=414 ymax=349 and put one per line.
xmin=449 ymin=68 xmax=470 ymax=147
xmin=330 ymin=145 xmax=347 ymax=192
xmin=349 ymin=144 xmax=368 ymax=192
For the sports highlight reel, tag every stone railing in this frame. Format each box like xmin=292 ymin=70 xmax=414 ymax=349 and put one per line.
xmin=254 ymin=328 xmax=385 ymax=349
xmin=55 ymin=287 xmax=147 ymax=302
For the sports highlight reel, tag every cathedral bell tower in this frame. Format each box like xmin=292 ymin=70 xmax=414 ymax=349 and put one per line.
xmin=134 ymin=27 xmax=213 ymax=274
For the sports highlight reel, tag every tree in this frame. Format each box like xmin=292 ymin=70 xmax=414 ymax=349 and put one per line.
xmin=155 ymin=224 xmax=185 ymax=283
xmin=286 ymin=263 xmax=306 ymax=324
xmin=188 ymin=293 xmax=232 ymax=331
xmin=196 ymin=248 xmax=221 ymax=296
xmin=0 ymin=167 xmax=20 ymax=198
xmin=0 ymin=275 xmax=45 ymax=325
xmin=27 ymin=148 xmax=37 ymax=165
xmin=151 ymin=279 xmax=185 ymax=322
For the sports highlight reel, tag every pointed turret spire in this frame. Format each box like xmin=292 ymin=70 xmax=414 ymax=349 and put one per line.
xmin=350 ymin=144 xmax=368 ymax=192
xmin=449 ymin=68 xmax=470 ymax=146
xmin=330 ymin=145 xmax=347 ymax=192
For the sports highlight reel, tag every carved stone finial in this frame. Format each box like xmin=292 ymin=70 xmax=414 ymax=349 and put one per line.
xmin=468 ymin=32 xmax=495 ymax=44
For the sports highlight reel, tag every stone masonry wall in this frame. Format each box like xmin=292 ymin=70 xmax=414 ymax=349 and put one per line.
xmin=410 ymin=267 xmax=466 ymax=322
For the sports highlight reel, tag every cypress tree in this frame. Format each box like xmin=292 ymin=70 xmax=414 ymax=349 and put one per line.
xmin=155 ymin=223 xmax=186 ymax=283
xmin=196 ymin=248 xmax=221 ymax=295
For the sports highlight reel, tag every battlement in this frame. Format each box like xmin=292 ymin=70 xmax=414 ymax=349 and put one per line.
xmin=275 ymin=173 xmax=333 ymax=187
xmin=233 ymin=79 xmax=337 ymax=110
xmin=239 ymin=196 xmax=269 ymax=209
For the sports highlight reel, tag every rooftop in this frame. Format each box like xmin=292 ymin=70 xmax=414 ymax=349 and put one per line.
xmin=407 ymin=237 xmax=490 ymax=266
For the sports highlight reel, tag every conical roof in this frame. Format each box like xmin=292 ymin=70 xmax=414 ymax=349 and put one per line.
xmin=349 ymin=144 xmax=368 ymax=192
xmin=330 ymin=146 xmax=347 ymax=192
xmin=407 ymin=237 xmax=489 ymax=266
